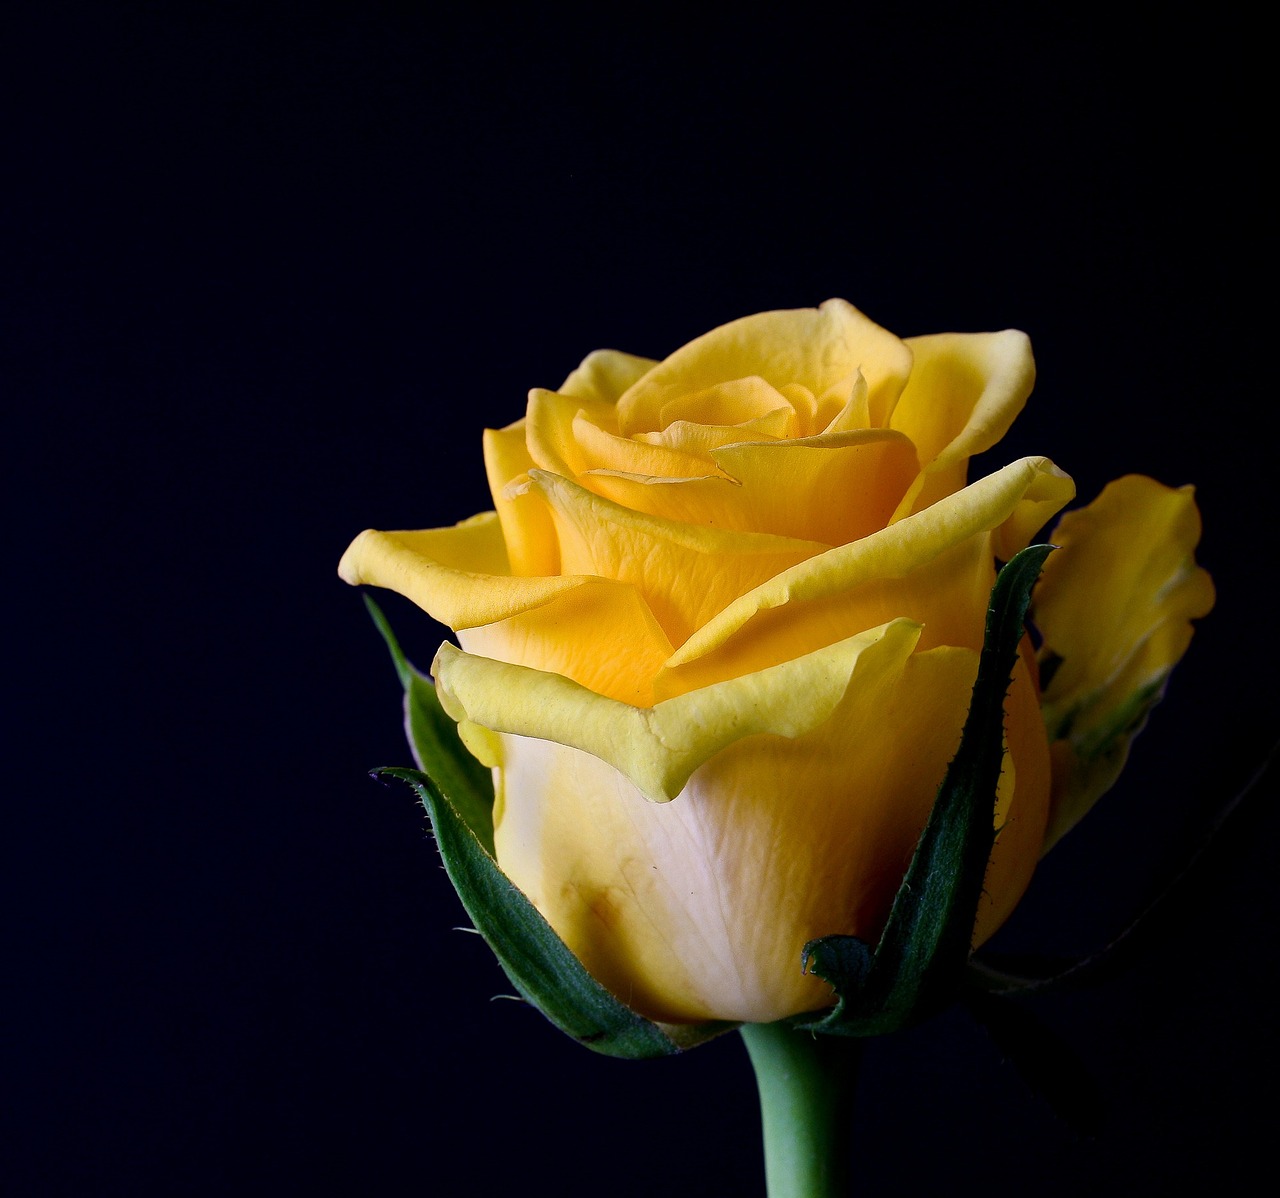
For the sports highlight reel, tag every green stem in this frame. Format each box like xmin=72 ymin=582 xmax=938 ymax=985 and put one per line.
xmin=740 ymin=1022 xmax=861 ymax=1198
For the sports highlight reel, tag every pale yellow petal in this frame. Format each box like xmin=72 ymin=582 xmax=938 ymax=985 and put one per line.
xmin=527 ymin=469 xmax=827 ymax=646
xmin=657 ymin=456 xmax=1075 ymax=696
xmin=559 ymin=348 xmax=657 ymax=404
xmin=338 ymin=516 xmax=631 ymax=644
xmin=819 ymin=372 xmax=871 ymax=433
xmin=1034 ymin=475 xmax=1215 ymax=848
xmin=892 ymin=330 xmax=1037 ymax=470
xmin=616 ymin=299 xmax=913 ymax=436
xmin=434 ymin=619 xmax=924 ymax=804
xmin=487 ymin=632 xmax=1046 ymax=1024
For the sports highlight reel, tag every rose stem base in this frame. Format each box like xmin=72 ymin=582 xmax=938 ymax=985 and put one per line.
xmin=740 ymin=1021 xmax=862 ymax=1198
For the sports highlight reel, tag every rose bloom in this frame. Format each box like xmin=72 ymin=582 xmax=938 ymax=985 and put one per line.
xmin=340 ymin=301 xmax=1212 ymax=1025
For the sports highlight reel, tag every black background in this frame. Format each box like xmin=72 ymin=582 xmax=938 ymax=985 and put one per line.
xmin=8 ymin=5 xmax=1275 ymax=1195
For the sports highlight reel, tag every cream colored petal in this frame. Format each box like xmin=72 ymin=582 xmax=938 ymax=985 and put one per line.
xmin=488 ymin=633 xmax=1046 ymax=1024
xmin=527 ymin=469 xmax=827 ymax=646
xmin=616 ymin=299 xmax=913 ymax=436
xmin=482 ymin=421 xmax=559 ymax=576
xmin=1033 ymin=475 xmax=1215 ymax=849
xmin=892 ymin=330 xmax=1037 ymax=471
xmin=559 ymin=348 xmax=658 ymax=404
xmin=435 ymin=618 xmax=923 ymax=804
xmin=656 ymin=456 xmax=1075 ymax=695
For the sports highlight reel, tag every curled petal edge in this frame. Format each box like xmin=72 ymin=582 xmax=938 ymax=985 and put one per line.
xmin=432 ymin=617 xmax=924 ymax=803
xmin=661 ymin=455 xmax=1074 ymax=682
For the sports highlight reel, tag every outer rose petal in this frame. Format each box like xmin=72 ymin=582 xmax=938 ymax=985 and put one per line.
xmin=337 ymin=514 xmax=673 ymax=703
xmin=472 ymin=635 xmax=1047 ymax=1024
xmin=656 ymin=456 xmax=1075 ymax=696
xmin=433 ymin=618 xmax=924 ymax=802
xmin=894 ymin=330 xmax=1036 ymax=466
xmin=558 ymin=348 xmax=657 ymax=404
xmin=1033 ymin=475 xmax=1215 ymax=848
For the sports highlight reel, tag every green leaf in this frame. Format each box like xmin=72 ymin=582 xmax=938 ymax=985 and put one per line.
xmin=798 ymin=544 xmax=1055 ymax=1036
xmin=378 ymin=768 xmax=731 ymax=1058
xmin=364 ymin=596 xmax=496 ymax=855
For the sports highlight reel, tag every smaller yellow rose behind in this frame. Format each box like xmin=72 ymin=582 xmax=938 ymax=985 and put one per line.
xmin=340 ymin=300 xmax=1212 ymax=1025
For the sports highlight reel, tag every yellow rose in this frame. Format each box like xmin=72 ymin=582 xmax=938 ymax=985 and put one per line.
xmin=339 ymin=300 xmax=1211 ymax=1026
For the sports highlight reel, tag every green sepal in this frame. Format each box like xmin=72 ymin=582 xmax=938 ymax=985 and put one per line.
xmin=363 ymin=599 xmax=733 ymax=1058
xmin=364 ymin=596 xmax=496 ymax=855
xmin=797 ymin=544 xmax=1055 ymax=1037
xmin=379 ymin=767 xmax=734 ymax=1058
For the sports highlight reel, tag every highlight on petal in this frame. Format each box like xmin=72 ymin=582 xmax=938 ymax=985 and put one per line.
xmin=615 ymin=299 xmax=913 ymax=436
xmin=433 ymin=618 xmax=924 ymax=803
xmin=1033 ymin=474 xmax=1215 ymax=850
xmin=656 ymin=456 xmax=1075 ymax=696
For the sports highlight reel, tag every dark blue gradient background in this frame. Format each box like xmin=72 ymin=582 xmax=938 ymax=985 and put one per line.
xmin=8 ymin=6 xmax=1273 ymax=1195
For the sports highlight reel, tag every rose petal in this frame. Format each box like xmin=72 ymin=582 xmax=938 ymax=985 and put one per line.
xmin=559 ymin=348 xmax=658 ymax=404
xmin=633 ymin=407 xmax=794 ymax=454
xmin=481 ymin=634 xmax=1044 ymax=1024
xmin=525 ymin=388 xmax=614 ymax=477
xmin=526 ymin=469 xmax=828 ymax=646
xmin=615 ymin=299 xmax=913 ymax=436
xmin=887 ymin=330 xmax=1038 ymax=520
xmin=338 ymin=516 xmax=673 ymax=702
xmin=571 ymin=410 xmax=726 ymax=479
xmin=459 ymin=582 xmax=673 ymax=705
xmin=582 ymin=428 xmax=919 ymax=546
xmin=656 ymin=377 xmax=797 ymax=430
xmin=483 ymin=420 xmax=559 ymax=576
xmin=656 ymin=455 xmax=1075 ymax=696
xmin=433 ymin=618 xmax=925 ymax=803
xmin=1033 ymin=475 xmax=1215 ymax=848
xmin=893 ymin=329 xmax=1037 ymax=469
